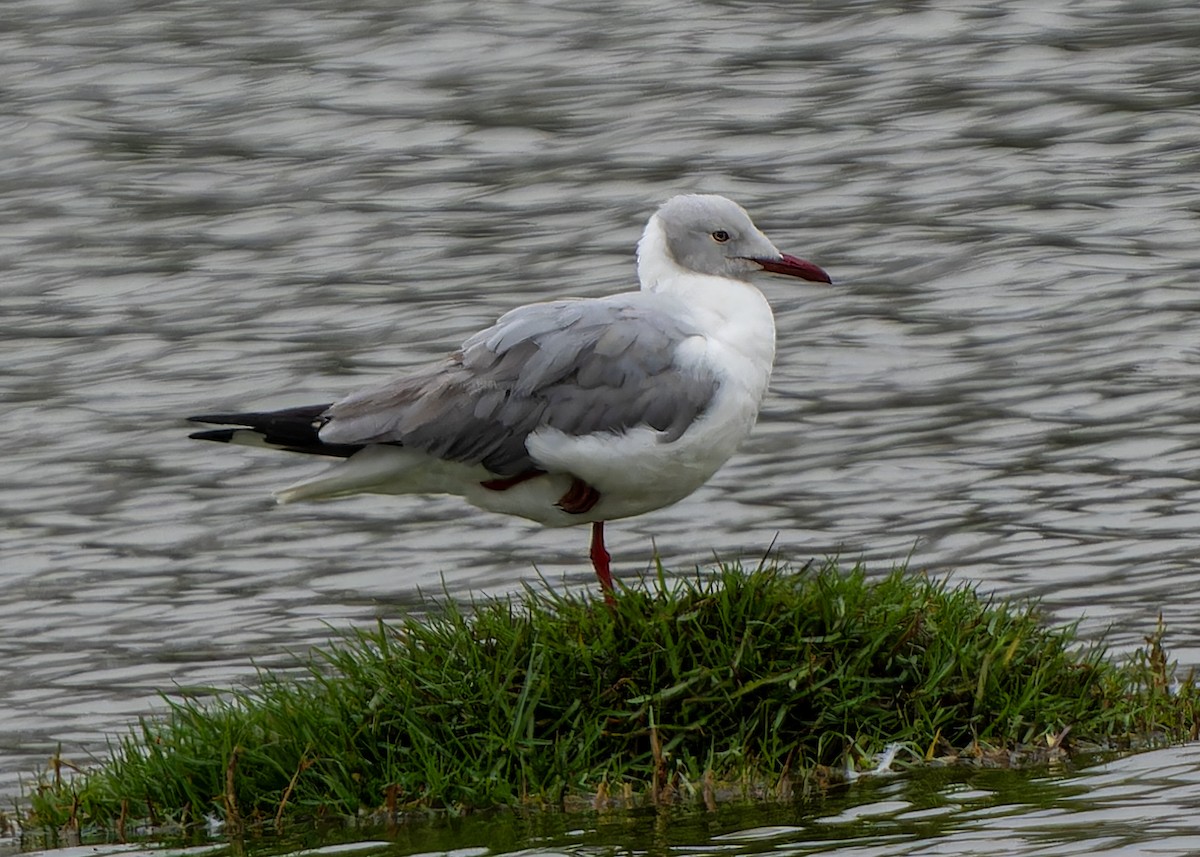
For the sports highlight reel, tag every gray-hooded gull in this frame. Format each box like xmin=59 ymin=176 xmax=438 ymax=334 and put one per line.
xmin=188 ymin=194 xmax=831 ymax=602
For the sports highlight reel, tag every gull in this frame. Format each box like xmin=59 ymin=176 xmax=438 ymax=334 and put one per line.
xmin=188 ymin=194 xmax=831 ymax=602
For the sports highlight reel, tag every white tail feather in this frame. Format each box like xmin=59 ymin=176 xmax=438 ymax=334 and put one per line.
xmin=274 ymin=446 xmax=415 ymax=504
xmin=274 ymin=445 xmax=488 ymax=505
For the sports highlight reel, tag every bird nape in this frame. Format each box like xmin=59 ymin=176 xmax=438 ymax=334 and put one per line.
xmin=188 ymin=194 xmax=831 ymax=603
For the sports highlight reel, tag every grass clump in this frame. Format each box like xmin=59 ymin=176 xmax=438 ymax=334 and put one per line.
xmin=23 ymin=560 xmax=1199 ymax=835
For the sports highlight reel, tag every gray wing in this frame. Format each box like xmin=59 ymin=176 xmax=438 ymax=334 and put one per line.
xmin=318 ymin=297 xmax=720 ymax=476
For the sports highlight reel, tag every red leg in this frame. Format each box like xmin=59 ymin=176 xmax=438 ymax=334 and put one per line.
xmin=590 ymin=521 xmax=615 ymax=605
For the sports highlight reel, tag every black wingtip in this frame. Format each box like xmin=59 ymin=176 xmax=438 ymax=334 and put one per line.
xmin=188 ymin=413 xmax=255 ymax=426
xmin=189 ymin=429 xmax=238 ymax=443
xmin=184 ymin=403 xmax=359 ymax=458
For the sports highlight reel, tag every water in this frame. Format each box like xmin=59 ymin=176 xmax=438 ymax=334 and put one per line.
xmin=3 ymin=0 xmax=1200 ymax=852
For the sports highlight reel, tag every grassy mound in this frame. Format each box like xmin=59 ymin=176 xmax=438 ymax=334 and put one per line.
xmin=24 ymin=561 xmax=1199 ymax=835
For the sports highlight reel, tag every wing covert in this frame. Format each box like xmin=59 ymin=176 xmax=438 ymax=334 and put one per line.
xmin=319 ymin=298 xmax=719 ymax=475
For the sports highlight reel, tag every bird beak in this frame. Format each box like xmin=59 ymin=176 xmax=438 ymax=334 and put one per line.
xmin=753 ymin=253 xmax=832 ymax=284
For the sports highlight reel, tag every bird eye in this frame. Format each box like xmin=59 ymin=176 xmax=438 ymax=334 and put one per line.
xmin=711 ymin=230 xmax=730 ymax=243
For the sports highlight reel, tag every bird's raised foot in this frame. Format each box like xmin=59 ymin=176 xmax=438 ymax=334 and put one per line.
xmin=557 ymin=477 xmax=601 ymax=515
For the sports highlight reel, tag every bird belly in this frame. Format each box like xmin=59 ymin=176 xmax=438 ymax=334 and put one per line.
xmin=519 ymin=380 xmax=764 ymax=525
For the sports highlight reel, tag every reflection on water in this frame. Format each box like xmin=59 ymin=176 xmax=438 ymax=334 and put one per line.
xmin=3 ymin=0 xmax=1200 ymax=852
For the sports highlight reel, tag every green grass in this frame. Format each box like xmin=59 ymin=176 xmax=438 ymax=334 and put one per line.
xmin=23 ymin=561 xmax=1200 ymax=836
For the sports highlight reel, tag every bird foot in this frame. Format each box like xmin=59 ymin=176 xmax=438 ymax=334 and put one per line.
xmin=558 ymin=477 xmax=601 ymax=514
xmin=480 ymin=468 xmax=546 ymax=491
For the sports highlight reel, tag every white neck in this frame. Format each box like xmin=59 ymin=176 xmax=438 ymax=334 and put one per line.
xmin=636 ymin=213 xmax=777 ymax=388
xmin=636 ymin=215 xmax=675 ymax=293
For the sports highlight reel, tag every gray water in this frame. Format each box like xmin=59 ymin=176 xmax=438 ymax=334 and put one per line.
xmin=3 ymin=0 xmax=1200 ymax=852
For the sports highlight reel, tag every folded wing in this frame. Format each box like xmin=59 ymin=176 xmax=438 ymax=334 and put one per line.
xmin=319 ymin=297 xmax=719 ymax=476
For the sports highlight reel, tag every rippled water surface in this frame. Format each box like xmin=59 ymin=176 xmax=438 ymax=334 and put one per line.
xmin=4 ymin=0 xmax=1200 ymax=852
